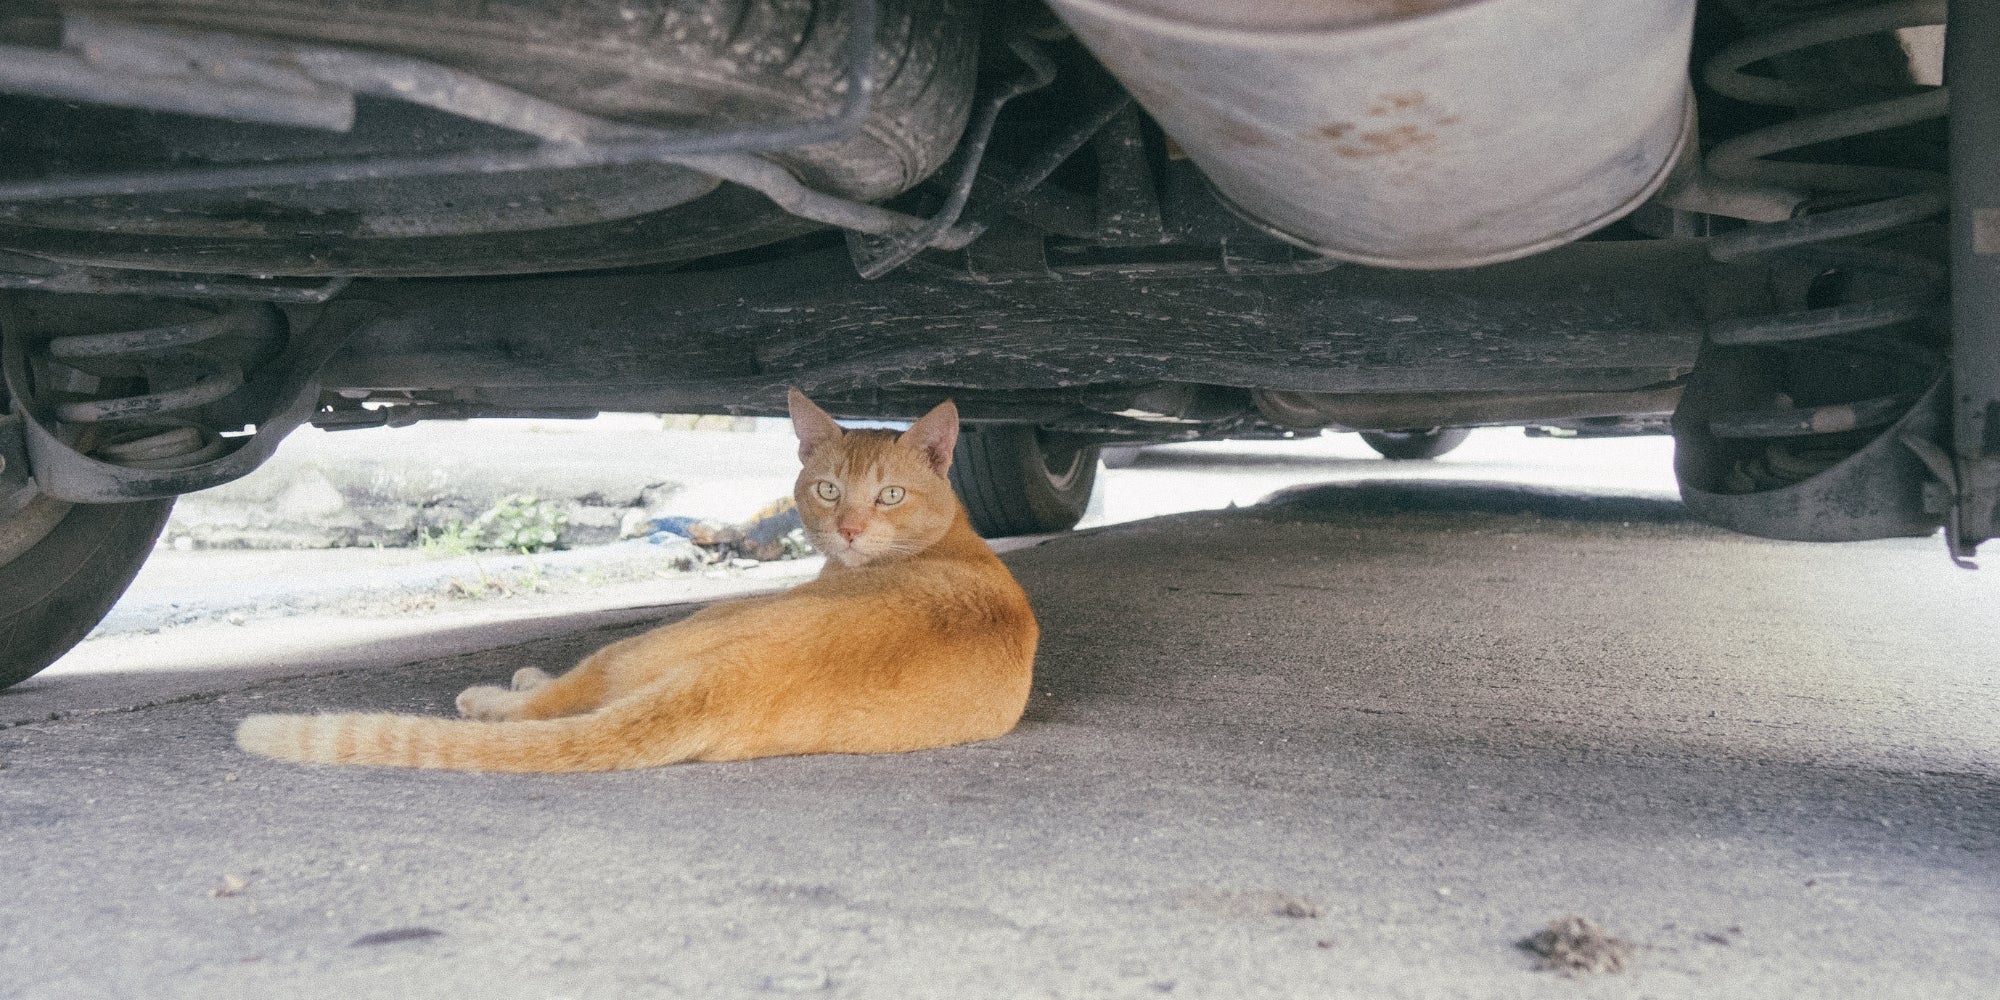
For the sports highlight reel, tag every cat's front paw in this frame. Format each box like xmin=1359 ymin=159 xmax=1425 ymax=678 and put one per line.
xmin=511 ymin=667 xmax=553 ymax=692
xmin=455 ymin=684 xmax=523 ymax=721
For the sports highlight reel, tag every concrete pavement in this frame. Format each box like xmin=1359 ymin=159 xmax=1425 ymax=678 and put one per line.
xmin=2 ymin=471 xmax=1997 ymax=998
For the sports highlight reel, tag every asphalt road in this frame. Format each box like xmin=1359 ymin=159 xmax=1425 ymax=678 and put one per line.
xmin=3 ymin=449 xmax=1997 ymax=998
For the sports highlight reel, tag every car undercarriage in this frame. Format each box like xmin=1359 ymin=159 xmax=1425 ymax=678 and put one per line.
xmin=0 ymin=0 xmax=1995 ymax=686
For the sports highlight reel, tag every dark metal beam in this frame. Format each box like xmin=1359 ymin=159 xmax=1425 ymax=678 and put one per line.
xmin=319 ymin=239 xmax=1726 ymax=417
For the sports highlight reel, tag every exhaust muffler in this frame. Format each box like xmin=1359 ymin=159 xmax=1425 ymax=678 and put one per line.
xmin=1046 ymin=0 xmax=1696 ymax=268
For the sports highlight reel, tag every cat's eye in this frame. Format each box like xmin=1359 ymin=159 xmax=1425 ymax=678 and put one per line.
xmin=814 ymin=480 xmax=840 ymax=502
xmin=877 ymin=485 xmax=906 ymax=506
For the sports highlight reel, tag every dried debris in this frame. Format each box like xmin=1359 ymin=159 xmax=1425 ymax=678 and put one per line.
xmin=350 ymin=926 xmax=445 ymax=948
xmin=210 ymin=874 xmax=248 ymax=898
xmin=1699 ymin=925 xmax=1744 ymax=946
xmin=1518 ymin=915 xmax=1632 ymax=976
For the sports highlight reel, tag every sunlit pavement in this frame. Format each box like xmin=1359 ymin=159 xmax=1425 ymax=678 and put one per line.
xmin=3 ymin=427 xmax=1996 ymax=999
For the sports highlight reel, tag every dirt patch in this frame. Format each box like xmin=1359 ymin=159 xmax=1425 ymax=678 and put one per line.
xmin=1179 ymin=889 xmax=1324 ymax=920
xmin=1518 ymin=915 xmax=1632 ymax=976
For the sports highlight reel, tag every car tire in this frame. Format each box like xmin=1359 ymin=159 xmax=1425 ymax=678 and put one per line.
xmin=1359 ymin=427 xmax=1473 ymax=461
xmin=1098 ymin=445 xmax=1143 ymax=469
xmin=0 ymin=496 xmax=174 ymax=690
xmin=948 ymin=426 xmax=1101 ymax=537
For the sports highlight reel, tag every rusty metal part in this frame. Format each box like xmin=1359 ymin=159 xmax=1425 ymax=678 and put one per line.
xmin=1044 ymin=0 xmax=1696 ymax=268
xmin=1251 ymin=387 xmax=1685 ymax=433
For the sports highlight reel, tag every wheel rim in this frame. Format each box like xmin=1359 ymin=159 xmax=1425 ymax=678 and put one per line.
xmin=1035 ymin=431 xmax=1089 ymax=490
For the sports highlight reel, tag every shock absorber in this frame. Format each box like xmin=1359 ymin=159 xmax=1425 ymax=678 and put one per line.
xmin=34 ymin=302 xmax=286 ymax=470
xmin=1675 ymin=0 xmax=1953 ymax=542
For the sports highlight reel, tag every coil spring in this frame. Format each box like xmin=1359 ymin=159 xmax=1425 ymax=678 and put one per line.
xmin=1699 ymin=0 xmax=1948 ymax=491
xmin=41 ymin=303 xmax=283 ymax=470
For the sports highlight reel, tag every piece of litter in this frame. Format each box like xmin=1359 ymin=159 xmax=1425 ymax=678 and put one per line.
xmin=211 ymin=874 xmax=248 ymax=898
xmin=223 ymin=772 xmax=238 ymax=782
xmin=1518 ymin=915 xmax=1632 ymax=976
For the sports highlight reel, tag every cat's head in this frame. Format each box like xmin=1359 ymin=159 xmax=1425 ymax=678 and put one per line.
xmin=788 ymin=390 xmax=961 ymax=567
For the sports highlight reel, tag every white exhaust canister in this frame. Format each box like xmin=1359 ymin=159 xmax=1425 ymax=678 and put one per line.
xmin=1044 ymin=0 xmax=1696 ymax=268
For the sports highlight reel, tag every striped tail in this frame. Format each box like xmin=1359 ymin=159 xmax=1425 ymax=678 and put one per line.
xmin=235 ymin=705 xmax=712 ymax=772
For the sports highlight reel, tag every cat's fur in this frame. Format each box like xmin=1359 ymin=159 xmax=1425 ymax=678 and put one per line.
xmin=235 ymin=391 xmax=1038 ymax=772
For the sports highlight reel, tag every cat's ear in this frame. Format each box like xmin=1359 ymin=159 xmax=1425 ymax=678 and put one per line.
xmin=788 ymin=389 xmax=843 ymax=460
xmin=898 ymin=399 xmax=959 ymax=477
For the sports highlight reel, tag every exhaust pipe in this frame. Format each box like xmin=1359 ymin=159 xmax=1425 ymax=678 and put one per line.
xmin=1046 ymin=0 xmax=1696 ymax=268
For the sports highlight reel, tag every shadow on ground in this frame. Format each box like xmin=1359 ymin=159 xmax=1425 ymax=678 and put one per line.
xmin=1257 ymin=479 xmax=1692 ymax=524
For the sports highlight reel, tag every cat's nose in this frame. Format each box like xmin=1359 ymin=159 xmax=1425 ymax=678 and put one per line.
xmin=838 ymin=523 xmax=865 ymax=542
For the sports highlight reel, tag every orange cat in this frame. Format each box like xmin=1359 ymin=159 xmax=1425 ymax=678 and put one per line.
xmin=236 ymin=391 xmax=1038 ymax=772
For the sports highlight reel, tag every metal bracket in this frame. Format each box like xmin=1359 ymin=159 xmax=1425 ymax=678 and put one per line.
xmin=1088 ymin=108 xmax=1169 ymax=246
xmin=1901 ymin=432 xmax=1977 ymax=568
